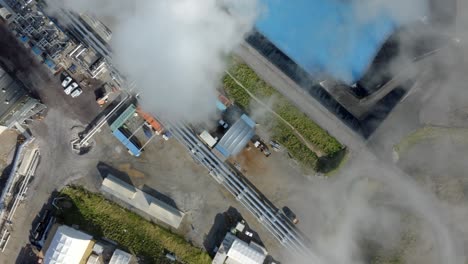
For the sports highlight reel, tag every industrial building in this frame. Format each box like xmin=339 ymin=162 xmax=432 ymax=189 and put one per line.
xmin=6 ymin=0 xmax=71 ymax=73
xmin=212 ymin=114 xmax=256 ymax=161
xmin=0 ymin=65 xmax=45 ymax=128
xmin=108 ymin=103 xmax=163 ymax=157
xmin=212 ymin=222 xmax=268 ymax=264
xmin=198 ymin=98 xmax=256 ymax=161
xmin=100 ymin=175 xmax=185 ymax=229
xmin=245 ymin=0 xmax=456 ymax=137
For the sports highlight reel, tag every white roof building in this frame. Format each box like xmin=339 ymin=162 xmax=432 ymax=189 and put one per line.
xmin=44 ymin=225 xmax=93 ymax=264
xmin=200 ymin=130 xmax=217 ymax=148
xmin=100 ymin=175 xmax=185 ymax=229
xmin=212 ymin=232 xmax=267 ymax=264
xmin=109 ymin=249 xmax=132 ymax=264
xmin=226 ymin=239 xmax=267 ymax=264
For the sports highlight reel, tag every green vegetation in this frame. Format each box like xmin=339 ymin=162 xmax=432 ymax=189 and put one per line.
xmin=223 ymin=60 xmax=344 ymax=171
xmin=394 ymin=126 xmax=468 ymax=154
xmin=59 ymin=186 xmax=211 ymax=264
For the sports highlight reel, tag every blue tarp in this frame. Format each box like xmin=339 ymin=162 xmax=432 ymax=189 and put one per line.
xmin=44 ymin=58 xmax=55 ymax=68
xmin=112 ymin=129 xmax=141 ymax=157
xmin=216 ymin=100 xmax=227 ymax=112
xmin=256 ymin=0 xmax=428 ymax=83
xmin=31 ymin=46 xmax=42 ymax=56
xmin=19 ymin=36 xmax=29 ymax=43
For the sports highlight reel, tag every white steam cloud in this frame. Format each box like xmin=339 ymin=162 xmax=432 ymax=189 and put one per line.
xmin=58 ymin=0 xmax=258 ymax=121
xmin=50 ymin=0 xmax=467 ymax=263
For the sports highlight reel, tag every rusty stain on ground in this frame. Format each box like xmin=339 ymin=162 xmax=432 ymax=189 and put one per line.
xmin=233 ymin=143 xmax=269 ymax=176
xmin=118 ymin=163 xmax=146 ymax=179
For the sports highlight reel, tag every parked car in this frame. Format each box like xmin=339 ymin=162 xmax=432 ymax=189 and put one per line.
xmin=283 ymin=206 xmax=299 ymax=225
xmin=269 ymin=140 xmax=282 ymax=152
xmin=218 ymin=119 xmax=229 ymax=129
xmin=64 ymin=82 xmax=78 ymax=95
xmin=61 ymin=76 xmax=72 ymax=87
xmin=70 ymin=87 xmax=83 ymax=98
xmin=162 ymin=131 xmax=172 ymax=141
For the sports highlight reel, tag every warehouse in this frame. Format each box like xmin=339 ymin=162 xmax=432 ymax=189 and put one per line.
xmin=212 ymin=114 xmax=256 ymax=161
xmin=100 ymin=175 xmax=185 ymax=229
xmin=0 ymin=65 xmax=45 ymax=127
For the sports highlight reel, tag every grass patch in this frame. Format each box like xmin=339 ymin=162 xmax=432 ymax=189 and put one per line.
xmin=394 ymin=126 xmax=468 ymax=154
xmin=223 ymin=60 xmax=344 ymax=171
xmin=273 ymin=121 xmax=319 ymax=169
xmin=58 ymin=186 xmax=211 ymax=264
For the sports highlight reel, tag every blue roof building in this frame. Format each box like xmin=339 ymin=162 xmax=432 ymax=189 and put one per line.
xmin=214 ymin=114 xmax=255 ymax=160
xmin=256 ymin=0 xmax=428 ymax=83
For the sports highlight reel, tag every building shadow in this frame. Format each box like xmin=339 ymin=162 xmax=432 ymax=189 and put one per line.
xmin=0 ymin=163 xmax=13 ymax=191
xmin=28 ymin=190 xmax=60 ymax=248
xmin=141 ymin=184 xmax=178 ymax=210
xmin=96 ymin=161 xmax=133 ymax=186
xmin=15 ymin=244 xmax=38 ymax=264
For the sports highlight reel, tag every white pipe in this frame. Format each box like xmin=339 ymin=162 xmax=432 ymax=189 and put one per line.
xmin=74 ymin=48 xmax=87 ymax=58
xmin=68 ymin=43 xmax=82 ymax=57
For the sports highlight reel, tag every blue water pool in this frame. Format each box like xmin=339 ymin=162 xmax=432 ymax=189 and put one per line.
xmin=255 ymin=0 xmax=427 ymax=83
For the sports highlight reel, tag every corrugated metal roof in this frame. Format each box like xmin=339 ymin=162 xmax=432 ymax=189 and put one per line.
xmin=240 ymin=114 xmax=255 ymax=128
xmin=0 ymin=69 xmax=28 ymax=121
xmin=215 ymin=115 xmax=255 ymax=158
xmin=112 ymin=129 xmax=141 ymax=156
xmin=110 ymin=104 xmax=136 ymax=131
xmin=44 ymin=225 xmax=93 ymax=264
xmin=101 ymin=175 xmax=136 ymax=199
xmin=100 ymin=175 xmax=185 ymax=229
xmin=109 ymin=249 xmax=132 ymax=264
xmin=226 ymin=239 xmax=266 ymax=264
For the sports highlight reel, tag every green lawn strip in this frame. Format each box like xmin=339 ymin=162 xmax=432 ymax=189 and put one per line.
xmin=59 ymin=186 xmax=211 ymax=264
xmin=225 ymin=62 xmax=342 ymax=156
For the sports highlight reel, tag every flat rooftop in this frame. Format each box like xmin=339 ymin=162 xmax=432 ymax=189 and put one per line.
xmin=256 ymin=0 xmax=428 ymax=83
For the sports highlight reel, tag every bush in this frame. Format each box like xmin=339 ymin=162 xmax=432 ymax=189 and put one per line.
xmin=59 ymin=186 xmax=211 ymax=264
